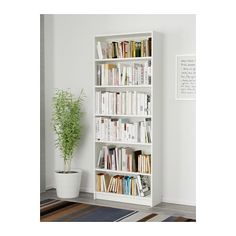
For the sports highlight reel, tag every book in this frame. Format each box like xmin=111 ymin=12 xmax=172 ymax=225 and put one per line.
xmin=148 ymin=37 xmax=152 ymax=56
xmin=134 ymin=150 xmax=142 ymax=172
xmin=97 ymin=41 xmax=108 ymax=59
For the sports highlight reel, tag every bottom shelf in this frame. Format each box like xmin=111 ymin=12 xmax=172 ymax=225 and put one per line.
xmin=94 ymin=191 xmax=152 ymax=206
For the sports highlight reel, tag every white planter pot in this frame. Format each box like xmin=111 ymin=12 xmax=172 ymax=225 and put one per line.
xmin=55 ymin=169 xmax=82 ymax=198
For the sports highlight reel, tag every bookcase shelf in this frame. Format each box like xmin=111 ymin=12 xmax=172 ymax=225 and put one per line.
xmin=95 ymin=140 xmax=152 ymax=146
xmin=95 ymin=114 xmax=152 ymax=118
xmin=95 ymin=168 xmax=151 ymax=176
xmin=95 ymin=56 xmax=152 ymax=63
xmin=95 ymin=191 xmax=151 ymax=206
xmin=94 ymin=31 xmax=162 ymax=207
xmin=95 ymin=85 xmax=152 ymax=88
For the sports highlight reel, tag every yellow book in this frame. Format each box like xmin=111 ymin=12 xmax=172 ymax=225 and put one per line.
xmin=132 ymin=41 xmax=136 ymax=57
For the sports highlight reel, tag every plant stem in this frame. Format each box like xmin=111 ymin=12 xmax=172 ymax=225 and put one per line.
xmin=64 ymin=159 xmax=71 ymax=173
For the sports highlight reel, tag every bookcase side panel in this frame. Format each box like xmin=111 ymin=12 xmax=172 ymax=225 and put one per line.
xmin=151 ymin=31 xmax=162 ymax=206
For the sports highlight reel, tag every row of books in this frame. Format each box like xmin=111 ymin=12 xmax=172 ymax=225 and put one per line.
xmin=95 ymin=91 xmax=151 ymax=116
xmin=96 ymin=62 xmax=151 ymax=86
xmin=97 ymin=38 xmax=152 ymax=59
xmin=96 ymin=173 xmax=151 ymax=197
xmin=95 ymin=118 xmax=152 ymax=143
xmin=97 ymin=146 xmax=151 ymax=174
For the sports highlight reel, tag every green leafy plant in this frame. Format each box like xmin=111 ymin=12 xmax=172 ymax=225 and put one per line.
xmin=52 ymin=89 xmax=85 ymax=173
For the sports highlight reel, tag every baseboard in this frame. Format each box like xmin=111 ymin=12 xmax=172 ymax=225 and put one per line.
xmin=80 ymin=186 xmax=93 ymax=193
xmin=162 ymin=197 xmax=196 ymax=206
xmin=46 ymin=185 xmax=54 ymax=191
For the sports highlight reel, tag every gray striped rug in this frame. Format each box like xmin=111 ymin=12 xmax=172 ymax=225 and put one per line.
xmin=40 ymin=199 xmax=195 ymax=222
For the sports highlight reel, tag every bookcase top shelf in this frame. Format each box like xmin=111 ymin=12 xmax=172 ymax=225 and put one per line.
xmin=95 ymin=31 xmax=153 ymax=38
xmin=95 ymin=168 xmax=151 ymax=176
xmin=95 ymin=56 xmax=152 ymax=62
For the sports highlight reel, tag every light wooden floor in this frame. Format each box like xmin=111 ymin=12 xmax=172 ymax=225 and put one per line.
xmin=41 ymin=189 xmax=196 ymax=220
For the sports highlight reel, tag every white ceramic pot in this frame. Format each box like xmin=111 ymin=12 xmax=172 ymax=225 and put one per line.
xmin=55 ymin=169 xmax=82 ymax=198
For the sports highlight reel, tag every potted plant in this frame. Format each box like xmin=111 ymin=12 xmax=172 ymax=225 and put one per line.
xmin=52 ymin=89 xmax=85 ymax=198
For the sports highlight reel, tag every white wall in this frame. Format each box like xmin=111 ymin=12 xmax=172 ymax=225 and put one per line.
xmin=44 ymin=14 xmax=196 ymax=205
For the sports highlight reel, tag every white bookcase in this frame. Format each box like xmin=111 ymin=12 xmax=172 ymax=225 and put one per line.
xmin=93 ymin=31 xmax=162 ymax=207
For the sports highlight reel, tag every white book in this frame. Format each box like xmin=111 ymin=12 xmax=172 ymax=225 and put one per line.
xmin=134 ymin=122 xmax=138 ymax=143
xmin=104 ymin=64 xmax=109 ymax=86
xmin=118 ymin=148 xmax=122 ymax=171
xmin=97 ymin=41 xmax=103 ymax=59
xmin=130 ymin=123 xmax=134 ymax=142
xmin=137 ymin=93 xmax=140 ymax=115
xmin=137 ymin=65 xmax=141 ymax=85
xmin=129 ymin=92 xmax=132 ymax=115
xmin=132 ymin=91 xmax=137 ymax=115
xmin=122 ymin=66 xmax=126 ymax=85
xmin=140 ymin=93 xmax=144 ymax=115
xmin=121 ymin=122 xmax=125 ymax=141
xmin=105 ymin=92 xmax=109 ymax=115
xmin=134 ymin=64 xmax=138 ymax=85
xmin=128 ymin=66 xmax=132 ymax=85
xmin=95 ymin=117 xmax=100 ymax=140
xmin=122 ymin=92 xmax=126 ymax=115
xmin=144 ymin=94 xmax=148 ymax=115
xmin=104 ymin=146 xmax=108 ymax=169
xmin=101 ymin=93 xmax=105 ymax=114
xmin=113 ymin=120 xmax=117 ymax=141
xmin=117 ymin=63 xmax=121 ymax=85
xmin=105 ymin=118 xmax=109 ymax=141
xmin=135 ymin=178 xmax=140 ymax=196
xmin=104 ymin=118 xmax=107 ymax=140
xmin=108 ymin=92 xmax=112 ymax=115
xmin=112 ymin=154 xmax=116 ymax=170
xmin=101 ymin=64 xmax=105 ymax=85
xmin=113 ymin=93 xmax=116 ymax=115
xmin=147 ymin=100 xmax=151 ymax=115
xmin=115 ymin=148 xmax=119 ymax=170
xmin=97 ymin=149 xmax=102 ymax=167
xmin=117 ymin=93 xmax=121 ymax=115
xmin=136 ymin=175 xmax=143 ymax=192
xmin=95 ymin=92 xmax=99 ymax=114
xmin=97 ymin=64 xmax=101 ymax=85
xmin=126 ymin=91 xmax=129 ymax=115
xmin=121 ymin=148 xmax=127 ymax=171
xmin=117 ymin=119 xmax=120 ymax=141
xmin=126 ymin=123 xmax=130 ymax=141
xmin=140 ymin=121 xmax=145 ymax=143
xmin=131 ymin=62 xmax=134 ymax=85
xmin=103 ymin=175 xmax=107 ymax=192
xmin=131 ymin=123 xmax=135 ymax=142
xmin=144 ymin=61 xmax=148 ymax=85
xmin=141 ymin=64 xmax=144 ymax=84
xmin=115 ymin=120 xmax=118 ymax=141
xmin=143 ymin=119 xmax=148 ymax=143
xmin=96 ymin=91 xmax=101 ymax=114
